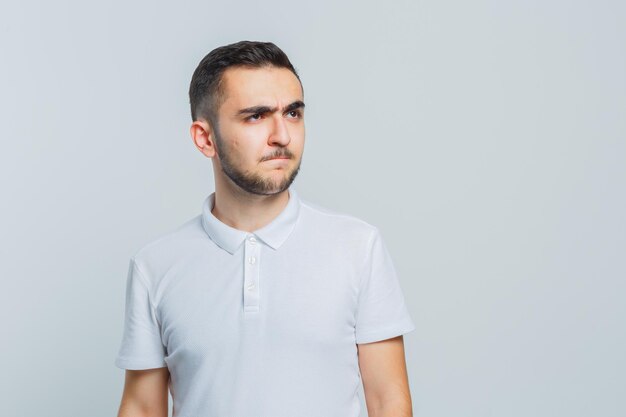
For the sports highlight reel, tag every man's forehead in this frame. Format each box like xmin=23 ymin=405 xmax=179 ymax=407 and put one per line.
xmin=220 ymin=66 xmax=303 ymax=106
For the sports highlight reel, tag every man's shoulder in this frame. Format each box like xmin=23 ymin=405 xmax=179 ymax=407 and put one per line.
xmin=131 ymin=214 xmax=205 ymax=265
xmin=298 ymin=196 xmax=379 ymax=238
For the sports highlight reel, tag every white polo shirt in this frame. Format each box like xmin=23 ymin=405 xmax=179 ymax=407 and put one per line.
xmin=115 ymin=186 xmax=415 ymax=417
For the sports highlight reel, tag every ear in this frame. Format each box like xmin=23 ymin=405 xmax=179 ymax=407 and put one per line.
xmin=190 ymin=119 xmax=217 ymax=158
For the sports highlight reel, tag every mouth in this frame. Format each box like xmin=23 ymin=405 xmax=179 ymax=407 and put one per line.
xmin=263 ymin=157 xmax=291 ymax=166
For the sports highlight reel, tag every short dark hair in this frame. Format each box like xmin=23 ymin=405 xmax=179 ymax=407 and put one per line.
xmin=188 ymin=40 xmax=301 ymax=126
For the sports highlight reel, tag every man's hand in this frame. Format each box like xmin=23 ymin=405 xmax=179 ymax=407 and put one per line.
xmin=357 ymin=335 xmax=413 ymax=417
xmin=117 ymin=367 xmax=170 ymax=417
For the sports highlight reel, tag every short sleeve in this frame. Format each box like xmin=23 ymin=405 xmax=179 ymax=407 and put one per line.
xmin=355 ymin=228 xmax=416 ymax=344
xmin=114 ymin=258 xmax=168 ymax=370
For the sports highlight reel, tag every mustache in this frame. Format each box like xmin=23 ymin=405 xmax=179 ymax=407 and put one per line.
xmin=262 ymin=150 xmax=294 ymax=161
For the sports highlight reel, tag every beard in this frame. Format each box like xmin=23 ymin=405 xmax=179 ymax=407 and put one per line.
xmin=213 ymin=127 xmax=301 ymax=196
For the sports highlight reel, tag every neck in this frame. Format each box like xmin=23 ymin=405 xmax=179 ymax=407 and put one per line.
xmin=211 ymin=181 xmax=290 ymax=233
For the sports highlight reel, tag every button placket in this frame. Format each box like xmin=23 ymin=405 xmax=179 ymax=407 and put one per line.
xmin=243 ymin=234 xmax=260 ymax=313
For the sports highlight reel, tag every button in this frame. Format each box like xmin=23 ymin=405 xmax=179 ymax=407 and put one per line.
xmin=248 ymin=256 xmax=256 ymax=264
xmin=249 ymin=236 xmax=257 ymax=244
xmin=247 ymin=281 xmax=255 ymax=290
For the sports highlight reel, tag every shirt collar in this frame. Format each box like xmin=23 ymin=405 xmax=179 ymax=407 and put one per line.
xmin=201 ymin=186 xmax=301 ymax=254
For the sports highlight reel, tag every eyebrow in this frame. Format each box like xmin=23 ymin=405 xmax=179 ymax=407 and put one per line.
xmin=236 ymin=100 xmax=305 ymax=117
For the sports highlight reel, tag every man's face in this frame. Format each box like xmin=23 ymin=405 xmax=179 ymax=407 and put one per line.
xmin=211 ymin=66 xmax=305 ymax=196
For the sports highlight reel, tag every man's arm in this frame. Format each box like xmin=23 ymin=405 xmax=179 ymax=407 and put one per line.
xmin=117 ymin=367 xmax=170 ymax=417
xmin=357 ymin=335 xmax=413 ymax=417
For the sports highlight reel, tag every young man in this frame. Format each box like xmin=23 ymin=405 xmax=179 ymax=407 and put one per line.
xmin=115 ymin=41 xmax=416 ymax=417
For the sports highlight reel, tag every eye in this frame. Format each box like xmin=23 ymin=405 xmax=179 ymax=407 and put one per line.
xmin=248 ymin=113 xmax=262 ymax=121
xmin=286 ymin=110 xmax=302 ymax=119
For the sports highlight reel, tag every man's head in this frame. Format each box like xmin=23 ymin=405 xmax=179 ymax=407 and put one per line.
xmin=189 ymin=41 xmax=302 ymax=128
xmin=189 ymin=41 xmax=305 ymax=196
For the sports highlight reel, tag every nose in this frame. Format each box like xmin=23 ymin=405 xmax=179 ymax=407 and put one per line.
xmin=268 ymin=114 xmax=291 ymax=146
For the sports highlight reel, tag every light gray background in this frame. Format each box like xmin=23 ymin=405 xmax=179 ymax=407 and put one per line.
xmin=1 ymin=0 xmax=624 ymax=416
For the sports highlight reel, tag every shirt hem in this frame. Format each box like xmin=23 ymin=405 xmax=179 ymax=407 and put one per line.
xmin=355 ymin=321 xmax=416 ymax=344
xmin=114 ymin=356 xmax=168 ymax=370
